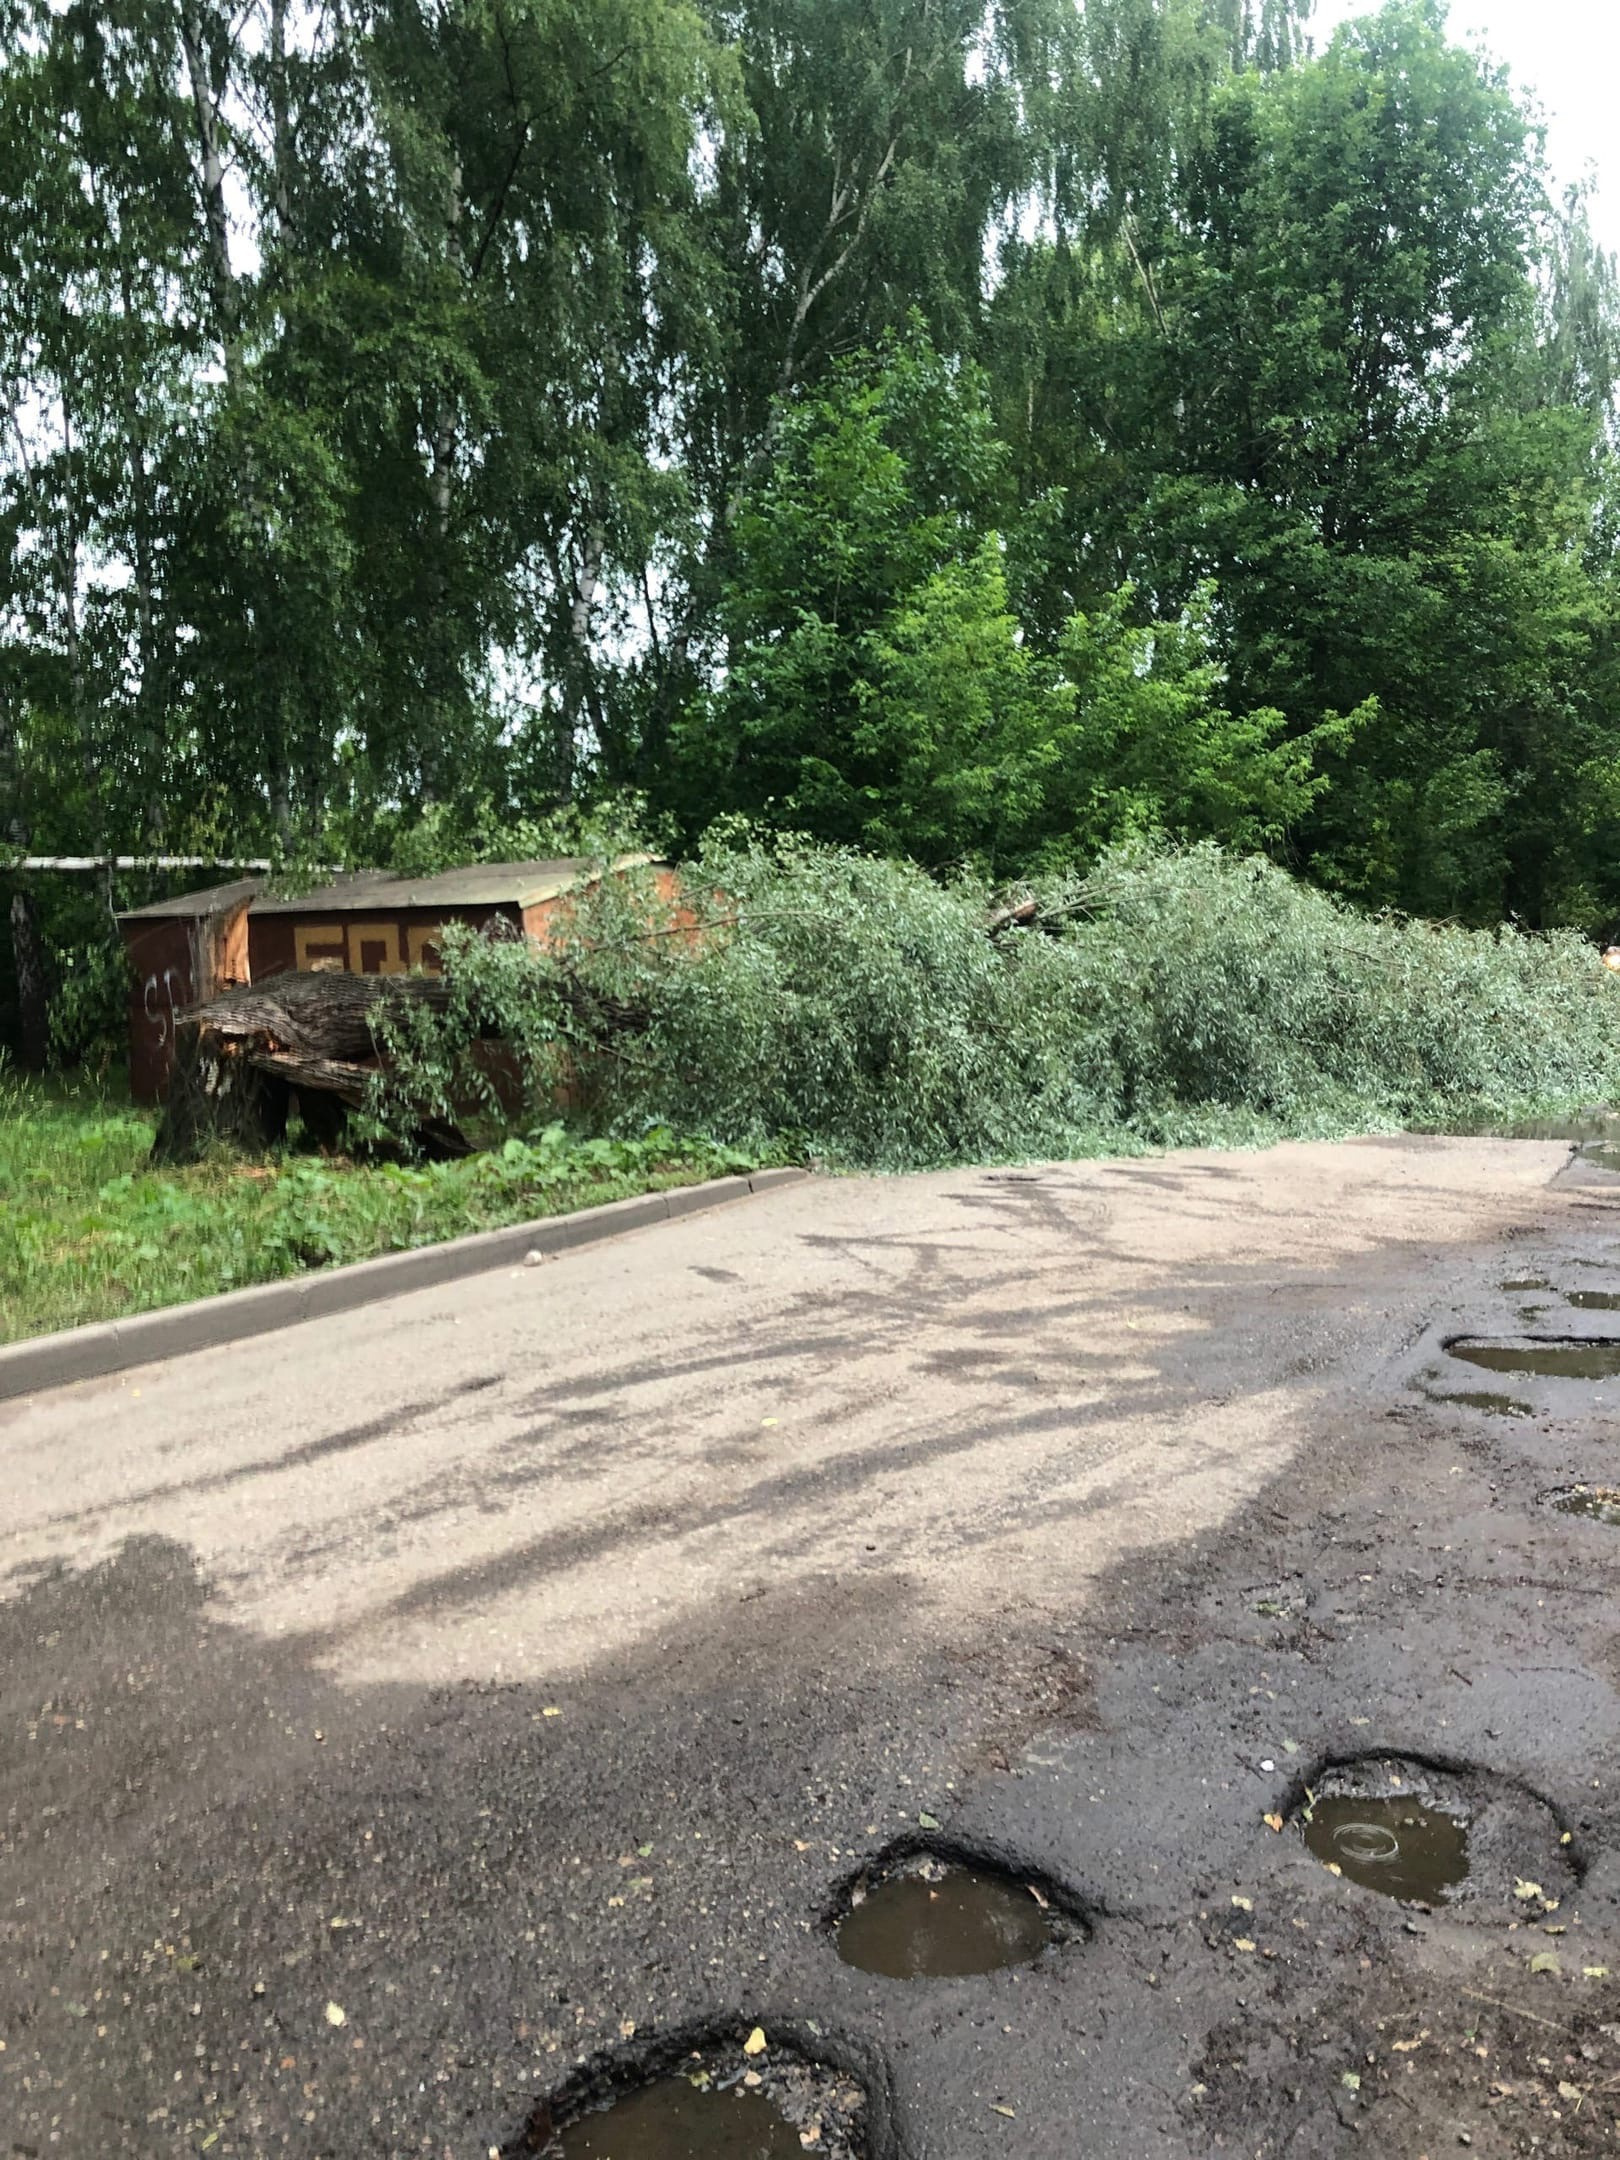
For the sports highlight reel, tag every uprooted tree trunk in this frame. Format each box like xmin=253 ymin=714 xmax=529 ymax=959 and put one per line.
xmin=153 ymin=970 xmax=459 ymax=1164
xmin=152 ymin=963 xmax=652 ymax=1164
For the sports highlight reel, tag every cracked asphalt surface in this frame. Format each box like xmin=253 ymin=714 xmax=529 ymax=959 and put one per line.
xmin=8 ymin=1135 xmax=1620 ymax=2156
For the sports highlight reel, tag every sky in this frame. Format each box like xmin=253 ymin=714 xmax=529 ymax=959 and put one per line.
xmin=1308 ymin=0 xmax=1620 ymax=256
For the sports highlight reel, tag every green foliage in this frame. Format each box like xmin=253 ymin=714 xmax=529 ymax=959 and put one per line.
xmin=680 ymin=336 xmax=1330 ymax=869
xmin=982 ymin=2 xmax=1620 ymax=926
xmin=365 ymin=919 xmax=580 ymax=1142
xmin=606 ymin=840 xmax=1033 ymax=1166
xmin=466 ymin=836 xmax=1620 ymax=1169
xmin=45 ymin=924 xmax=128 ymax=1072
xmin=1043 ymin=585 xmax=1350 ymax=862
xmin=0 ymin=866 xmax=132 ymax=1074
xmin=0 ymin=1076 xmax=764 ymax=1342
xmin=6 ymin=0 xmax=1620 ymax=1080
xmin=373 ymin=792 xmax=669 ymax=880
xmin=363 ymin=853 xmax=697 ymax=1142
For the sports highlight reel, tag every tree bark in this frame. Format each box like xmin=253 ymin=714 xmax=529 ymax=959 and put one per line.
xmin=552 ymin=521 xmax=607 ymax=798
xmin=178 ymin=0 xmax=241 ymax=392
xmin=152 ymin=972 xmax=455 ymax=1161
xmin=9 ymin=887 xmax=51 ymax=1070
xmin=156 ymin=1030 xmax=290 ymax=1161
xmin=1 ymin=676 xmax=49 ymax=1068
xmin=119 ymin=261 xmax=169 ymax=845
xmin=57 ymin=396 xmax=105 ymax=910
xmin=151 ymin=965 xmax=649 ymax=1162
xmin=268 ymin=0 xmax=296 ymax=249
xmin=422 ymin=160 xmax=465 ymax=801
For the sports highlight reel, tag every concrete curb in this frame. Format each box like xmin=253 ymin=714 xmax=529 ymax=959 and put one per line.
xmin=0 ymin=1165 xmax=811 ymax=1404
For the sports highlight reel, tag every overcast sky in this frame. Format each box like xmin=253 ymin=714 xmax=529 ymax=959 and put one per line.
xmin=1307 ymin=0 xmax=1619 ymax=256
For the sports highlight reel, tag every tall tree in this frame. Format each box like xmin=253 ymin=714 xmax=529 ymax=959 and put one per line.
xmin=987 ymin=0 xmax=1620 ymax=923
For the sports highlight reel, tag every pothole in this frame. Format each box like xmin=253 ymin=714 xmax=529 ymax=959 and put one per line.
xmin=516 ymin=2032 xmax=870 ymax=2159
xmin=833 ymin=1848 xmax=1071 ymax=1978
xmin=1302 ymin=1792 xmax=1469 ymax=1904
xmin=1426 ymin=1389 xmax=1534 ymax=1418
xmin=550 ymin=2078 xmax=801 ymax=2155
xmin=1544 ymin=1483 xmax=1620 ymax=1526
xmin=1448 ymin=1335 xmax=1620 ymax=1381
xmin=1502 ymin=1277 xmax=1551 ymax=1293
xmin=1567 ymin=1289 xmax=1620 ymax=1311
xmin=1293 ymin=1756 xmax=1575 ymax=1913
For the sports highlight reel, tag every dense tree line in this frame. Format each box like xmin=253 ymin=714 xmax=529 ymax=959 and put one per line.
xmin=2 ymin=0 xmax=1618 ymax=1057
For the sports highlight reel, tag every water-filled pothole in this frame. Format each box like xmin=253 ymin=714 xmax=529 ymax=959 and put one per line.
xmin=1293 ymin=1756 xmax=1575 ymax=1914
xmin=521 ymin=2034 xmax=870 ymax=2160
xmin=552 ymin=2077 xmax=802 ymax=2156
xmin=1567 ymin=1289 xmax=1620 ymax=1311
xmin=1302 ymin=1792 xmax=1469 ymax=1904
xmin=1448 ymin=1336 xmax=1620 ymax=1381
xmin=834 ymin=1851 xmax=1065 ymax=1978
xmin=1502 ymin=1277 xmax=1551 ymax=1293
xmin=1545 ymin=1483 xmax=1620 ymax=1526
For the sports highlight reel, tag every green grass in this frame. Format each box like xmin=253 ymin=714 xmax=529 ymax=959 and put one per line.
xmin=0 ymin=1072 xmax=772 ymax=1345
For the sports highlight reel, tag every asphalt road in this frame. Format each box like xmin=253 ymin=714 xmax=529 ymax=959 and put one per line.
xmin=6 ymin=1136 xmax=1620 ymax=2157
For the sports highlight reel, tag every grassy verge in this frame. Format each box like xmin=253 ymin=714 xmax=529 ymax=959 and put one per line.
xmin=0 ymin=1074 xmax=772 ymax=1345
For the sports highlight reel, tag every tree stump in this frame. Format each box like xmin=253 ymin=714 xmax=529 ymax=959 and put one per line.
xmin=154 ymin=1031 xmax=291 ymax=1161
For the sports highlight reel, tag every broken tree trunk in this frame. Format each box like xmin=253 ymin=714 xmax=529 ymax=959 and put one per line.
xmin=152 ymin=961 xmax=652 ymax=1165
xmin=985 ymin=895 xmax=1040 ymax=937
xmin=153 ymin=970 xmax=457 ymax=1164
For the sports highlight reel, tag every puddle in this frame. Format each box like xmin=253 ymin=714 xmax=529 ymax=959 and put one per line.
xmin=835 ymin=1854 xmax=1058 ymax=1978
xmin=1301 ymin=1793 xmax=1470 ymax=1905
xmin=1293 ymin=1755 xmax=1575 ymax=1915
xmin=1448 ymin=1336 xmax=1620 ymax=1381
xmin=1567 ymin=1290 xmax=1620 ymax=1311
xmin=552 ymin=2078 xmax=803 ymax=2157
xmin=1502 ymin=1277 xmax=1550 ymax=1292
xmin=1427 ymin=1390 xmax=1534 ymax=1418
xmin=1545 ymin=1483 xmax=1620 ymax=1526
xmin=1581 ymin=1146 xmax=1620 ymax=1174
xmin=525 ymin=2039 xmax=870 ymax=2160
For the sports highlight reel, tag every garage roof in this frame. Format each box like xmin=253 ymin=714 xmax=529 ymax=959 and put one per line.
xmin=239 ymin=856 xmax=655 ymax=916
xmin=117 ymin=877 xmax=264 ymax=923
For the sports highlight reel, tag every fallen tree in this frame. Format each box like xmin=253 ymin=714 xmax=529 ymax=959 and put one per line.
xmin=152 ymin=971 xmax=459 ymax=1162
xmin=152 ymin=960 xmax=653 ymax=1164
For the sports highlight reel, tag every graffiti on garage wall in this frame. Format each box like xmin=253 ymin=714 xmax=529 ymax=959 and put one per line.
xmin=142 ymin=964 xmax=185 ymax=1047
xmin=292 ymin=921 xmax=445 ymax=975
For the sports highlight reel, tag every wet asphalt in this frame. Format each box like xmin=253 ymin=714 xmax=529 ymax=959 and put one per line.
xmin=8 ymin=1142 xmax=1620 ymax=2156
